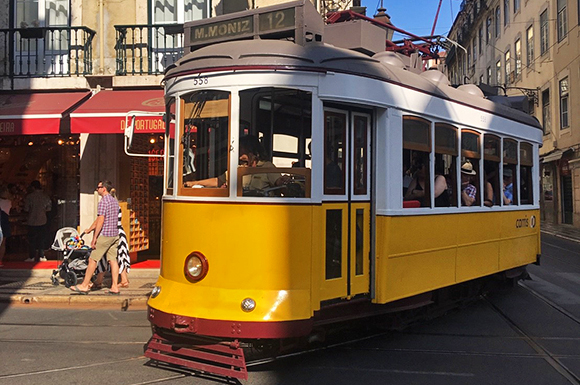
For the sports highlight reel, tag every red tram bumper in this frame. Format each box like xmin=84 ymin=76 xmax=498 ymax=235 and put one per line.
xmin=147 ymin=306 xmax=314 ymax=339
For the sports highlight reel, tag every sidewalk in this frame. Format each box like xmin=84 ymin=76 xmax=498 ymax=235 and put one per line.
xmin=540 ymin=220 xmax=580 ymax=243
xmin=0 ymin=260 xmax=159 ymax=307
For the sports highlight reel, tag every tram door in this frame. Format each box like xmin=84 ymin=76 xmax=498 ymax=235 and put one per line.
xmin=320 ymin=108 xmax=371 ymax=301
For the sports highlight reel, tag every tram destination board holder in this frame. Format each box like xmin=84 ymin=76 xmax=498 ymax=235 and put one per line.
xmin=184 ymin=0 xmax=324 ymax=52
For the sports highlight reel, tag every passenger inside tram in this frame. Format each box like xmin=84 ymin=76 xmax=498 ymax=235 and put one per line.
xmin=503 ymin=169 xmax=514 ymax=205
xmin=185 ymin=135 xmax=287 ymax=195
xmin=460 ymin=160 xmax=477 ymax=206
xmin=404 ymin=154 xmax=429 ymax=206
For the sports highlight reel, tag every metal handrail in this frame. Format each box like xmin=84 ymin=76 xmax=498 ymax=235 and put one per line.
xmin=0 ymin=26 xmax=96 ymax=78
xmin=114 ymin=23 xmax=184 ymax=76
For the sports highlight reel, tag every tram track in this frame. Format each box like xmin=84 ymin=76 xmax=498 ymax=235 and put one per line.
xmin=483 ymin=290 xmax=580 ymax=385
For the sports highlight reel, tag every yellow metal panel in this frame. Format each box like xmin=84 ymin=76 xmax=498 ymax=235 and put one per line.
xmin=152 ymin=202 xmax=313 ymax=321
xmin=456 ymin=242 xmax=499 ymax=282
xmin=375 ymin=210 xmax=540 ymax=304
xmin=149 ymin=276 xmax=311 ymax=321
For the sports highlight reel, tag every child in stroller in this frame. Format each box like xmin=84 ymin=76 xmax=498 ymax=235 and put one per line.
xmin=50 ymin=227 xmax=94 ymax=288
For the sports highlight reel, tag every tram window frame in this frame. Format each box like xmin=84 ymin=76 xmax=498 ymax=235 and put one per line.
xmin=178 ymin=90 xmax=231 ymax=197
xmin=503 ymin=138 xmax=518 ymax=205
xmin=520 ymin=142 xmax=533 ymax=204
xmin=461 ymin=130 xmax=481 ymax=207
xmin=165 ymin=98 xmax=176 ymax=195
xmin=403 ymin=116 xmax=431 ymax=208
xmin=434 ymin=123 xmax=458 ymax=207
xmin=238 ymin=87 xmax=313 ymax=198
xmin=484 ymin=134 xmax=501 ymax=207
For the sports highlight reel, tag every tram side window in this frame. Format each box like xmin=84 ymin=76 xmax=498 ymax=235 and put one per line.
xmin=503 ymin=139 xmax=518 ymax=205
xmin=325 ymin=112 xmax=346 ymax=195
xmin=434 ymin=123 xmax=457 ymax=207
xmin=461 ymin=130 xmax=481 ymax=207
xmin=403 ymin=116 xmax=431 ymax=208
xmin=484 ymin=135 xmax=501 ymax=207
xmin=181 ymin=90 xmax=230 ymax=197
xmin=520 ymin=142 xmax=533 ymax=204
xmin=238 ymin=88 xmax=312 ymax=198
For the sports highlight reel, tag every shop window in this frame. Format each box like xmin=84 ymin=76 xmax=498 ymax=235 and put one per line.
xmin=461 ymin=130 xmax=481 ymax=207
xmin=484 ymin=135 xmax=501 ymax=207
xmin=503 ymin=138 xmax=518 ymax=205
xmin=435 ymin=123 xmax=457 ymax=207
xmin=403 ymin=116 xmax=431 ymax=208
xmin=560 ymin=77 xmax=569 ymax=129
xmin=180 ymin=90 xmax=230 ymax=197
xmin=238 ymin=88 xmax=312 ymax=198
xmin=520 ymin=142 xmax=533 ymax=204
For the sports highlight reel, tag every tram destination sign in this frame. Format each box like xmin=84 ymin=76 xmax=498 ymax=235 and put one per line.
xmin=184 ymin=0 xmax=323 ymax=51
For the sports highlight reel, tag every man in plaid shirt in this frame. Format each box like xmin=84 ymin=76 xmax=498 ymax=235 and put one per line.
xmin=70 ymin=180 xmax=121 ymax=295
xmin=461 ymin=161 xmax=477 ymax=206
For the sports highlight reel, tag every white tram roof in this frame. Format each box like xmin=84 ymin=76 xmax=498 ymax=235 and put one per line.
xmin=164 ymin=39 xmax=541 ymax=131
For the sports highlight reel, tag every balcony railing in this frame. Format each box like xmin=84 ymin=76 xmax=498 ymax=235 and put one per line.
xmin=115 ymin=24 xmax=184 ymax=76
xmin=0 ymin=26 xmax=95 ymax=77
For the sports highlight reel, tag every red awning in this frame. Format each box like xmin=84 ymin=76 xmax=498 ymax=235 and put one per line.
xmin=70 ymin=89 xmax=166 ymax=134
xmin=0 ymin=92 xmax=91 ymax=135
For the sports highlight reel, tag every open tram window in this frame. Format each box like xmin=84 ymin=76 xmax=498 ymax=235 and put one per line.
xmin=238 ymin=88 xmax=312 ymax=198
xmin=435 ymin=123 xmax=457 ymax=207
xmin=520 ymin=142 xmax=533 ymax=204
xmin=461 ymin=130 xmax=481 ymax=207
xmin=484 ymin=135 xmax=501 ymax=207
xmin=503 ymin=139 xmax=518 ymax=205
xmin=403 ymin=116 xmax=431 ymax=208
xmin=180 ymin=90 xmax=231 ymax=197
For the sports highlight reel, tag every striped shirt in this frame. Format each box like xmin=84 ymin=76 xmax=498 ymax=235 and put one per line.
xmin=98 ymin=194 xmax=120 ymax=237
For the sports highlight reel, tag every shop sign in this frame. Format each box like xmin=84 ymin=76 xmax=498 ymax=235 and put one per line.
xmin=0 ymin=121 xmax=17 ymax=134
xmin=120 ymin=117 xmax=165 ymax=133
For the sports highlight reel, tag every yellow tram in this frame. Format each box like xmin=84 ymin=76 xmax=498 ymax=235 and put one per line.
xmin=133 ymin=1 xmax=542 ymax=379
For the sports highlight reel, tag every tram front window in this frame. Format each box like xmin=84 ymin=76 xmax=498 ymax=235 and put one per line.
xmin=181 ymin=90 xmax=230 ymax=196
xmin=238 ymin=87 xmax=312 ymax=198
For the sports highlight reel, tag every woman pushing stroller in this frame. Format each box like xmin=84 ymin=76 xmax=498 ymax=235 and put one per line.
xmin=70 ymin=180 xmax=121 ymax=295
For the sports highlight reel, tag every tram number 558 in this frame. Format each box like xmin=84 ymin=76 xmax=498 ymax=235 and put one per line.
xmin=193 ymin=77 xmax=209 ymax=86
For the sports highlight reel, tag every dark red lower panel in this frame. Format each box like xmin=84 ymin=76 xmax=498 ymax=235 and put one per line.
xmin=144 ymin=333 xmax=248 ymax=380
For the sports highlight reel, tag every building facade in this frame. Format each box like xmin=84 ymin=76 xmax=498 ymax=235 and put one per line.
xmin=445 ymin=0 xmax=579 ymax=226
xmin=0 ymin=0 xmax=356 ymax=260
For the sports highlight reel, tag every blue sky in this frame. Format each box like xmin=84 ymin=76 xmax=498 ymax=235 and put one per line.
xmin=360 ymin=0 xmax=462 ymax=39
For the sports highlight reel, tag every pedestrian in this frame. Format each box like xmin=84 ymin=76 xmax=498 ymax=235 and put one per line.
xmin=0 ymin=184 xmax=12 ymax=268
xmin=24 ymin=180 xmax=52 ymax=262
xmin=92 ymin=206 xmax=130 ymax=289
xmin=70 ymin=180 xmax=121 ymax=295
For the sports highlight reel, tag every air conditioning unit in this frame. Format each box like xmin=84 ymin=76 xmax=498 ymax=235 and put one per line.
xmin=508 ymin=71 xmax=515 ymax=84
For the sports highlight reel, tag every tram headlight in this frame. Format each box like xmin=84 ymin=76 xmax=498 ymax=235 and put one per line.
xmin=184 ymin=251 xmax=209 ymax=282
xmin=151 ymin=286 xmax=161 ymax=298
xmin=241 ymin=298 xmax=256 ymax=312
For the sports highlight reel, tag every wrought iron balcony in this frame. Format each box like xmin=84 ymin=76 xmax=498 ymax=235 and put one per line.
xmin=0 ymin=26 xmax=95 ymax=77
xmin=115 ymin=24 xmax=184 ymax=76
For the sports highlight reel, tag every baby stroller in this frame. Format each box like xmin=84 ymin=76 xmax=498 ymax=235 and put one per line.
xmin=50 ymin=227 xmax=93 ymax=288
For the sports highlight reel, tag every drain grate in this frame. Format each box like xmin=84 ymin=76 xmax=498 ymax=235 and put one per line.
xmin=140 ymin=283 xmax=155 ymax=289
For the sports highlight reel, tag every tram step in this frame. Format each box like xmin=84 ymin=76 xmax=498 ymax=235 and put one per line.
xmin=144 ymin=333 xmax=248 ymax=380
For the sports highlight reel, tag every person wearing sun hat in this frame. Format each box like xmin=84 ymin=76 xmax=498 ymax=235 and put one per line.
xmin=461 ymin=160 xmax=477 ymax=206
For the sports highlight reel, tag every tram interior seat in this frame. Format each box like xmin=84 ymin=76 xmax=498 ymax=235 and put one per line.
xmin=403 ymin=200 xmax=421 ymax=208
